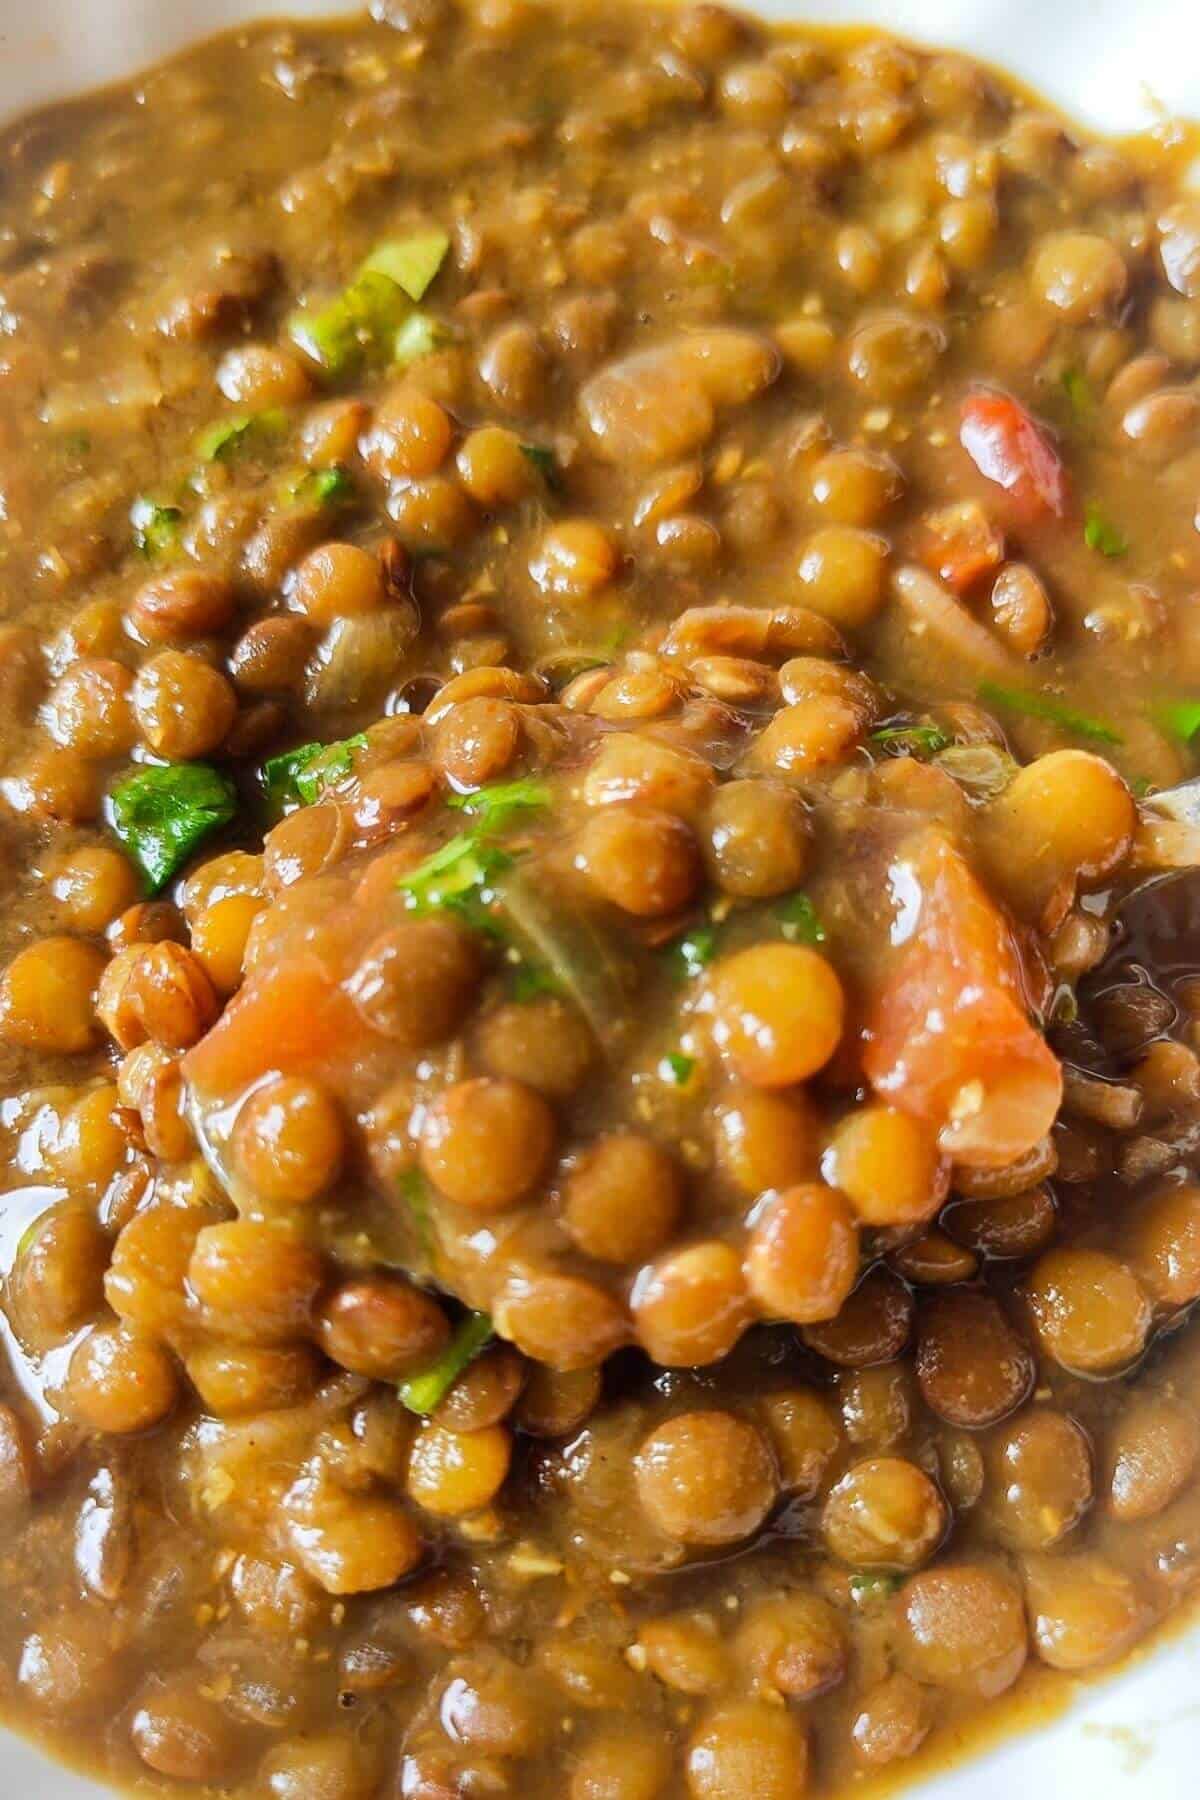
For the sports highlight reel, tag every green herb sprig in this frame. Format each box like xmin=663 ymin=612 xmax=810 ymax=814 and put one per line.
xmin=1084 ymin=501 xmax=1128 ymax=558
xmin=775 ymin=892 xmax=827 ymax=946
xmin=1155 ymin=700 xmax=1200 ymax=746
xmin=108 ymin=763 xmax=237 ymax=892
xmin=398 ymin=780 xmax=552 ymax=935
xmin=195 ymin=409 xmax=289 ymax=464
xmin=978 ymin=681 xmax=1122 ymax=746
xmin=131 ymin=498 xmax=183 ymax=558
xmin=289 ymin=230 xmax=450 ymax=377
xmin=261 ymin=733 xmax=369 ymax=813
xmin=669 ymin=923 xmax=718 ymax=980
xmin=399 ymin=1311 xmax=494 ymax=1416
xmin=870 ymin=722 xmax=952 ymax=760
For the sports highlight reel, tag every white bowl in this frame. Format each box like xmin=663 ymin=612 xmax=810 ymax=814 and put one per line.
xmin=1 ymin=2 xmax=1198 ymax=1796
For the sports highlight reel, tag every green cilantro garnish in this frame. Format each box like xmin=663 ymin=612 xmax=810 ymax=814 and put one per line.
xmin=1084 ymin=501 xmax=1128 ymax=558
xmin=261 ymin=742 xmax=322 ymax=813
xmin=978 ymin=681 xmax=1123 ymax=746
xmin=289 ymin=230 xmax=450 ymax=377
xmin=398 ymin=1310 xmax=494 ymax=1415
xmin=1155 ymin=700 xmax=1200 ymax=746
xmin=662 ymin=1052 xmax=696 ymax=1085
xmin=62 ymin=430 xmax=92 ymax=460
xmin=446 ymin=778 xmax=552 ymax=833
xmin=776 ymin=892 xmax=827 ymax=946
xmin=520 ymin=442 xmax=562 ymax=490
xmin=261 ymin=733 xmax=368 ymax=813
xmin=289 ymin=465 xmax=357 ymax=509
xmin=107 ymin=763 xmax=237 ymax=893
xmin=600 ymin=623 xmax=631 ymax=657
xmin=670 ymin=924 xmax=718 ymax=980
xmin=510 ymin=961 xmax=561 ymax=1002
xmin=296 ymin=734 xmax=368 ymax=804
xmin=195 ymin=409 xmax=289 ymax=464
xmin=397 ymin=833 xmax=514 ymax=933
xmin=870 ymin=722 xmax=952 ymax=759
xmin=849 ymin=1573 xmax=902 ymax=1603
xmin=1060 ymin=367 xmax=1095 ymax=417
xmin=398 ymin=781 xmax=554 ymax=930
xmin=130 ymin=497 xmax=183 ymax=559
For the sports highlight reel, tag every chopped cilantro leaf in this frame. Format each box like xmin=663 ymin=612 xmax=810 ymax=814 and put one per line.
xmin=261 ymin=742 xmax=322 ymax=814
xmin=776 ymin=892 xmax=826 ymax=946
xmin=978 ymin=681 xmax=1122 ymax=746
xmin=1060 ymin=367 xmax=1094 ymax=416
xmin=520 ymin=442 xmax=562 ymax=489
xmin=397 ymin=832 xmax=513 ymax=932
xmin=289 ymin=270 xmax=403 ymax=377
xmin=195 ymin=409 xmax=289 ymax=463
xmin=662 ymin=1052 xmax=696 ymax=1085
xmin=296 ymin=734 xmax=368 ymax=804
xmin=398 ymin=783 xmax=549 ymax=937
xmin=108 ymin=763 xmax=236 ymax=893
xmin=261 ymin=733 xmax=368 ymax=812
xmin=446 ymin=778 xmax=551 ymax=834
xmin=510 ymin=961 xmax=560 ymax=1002
xmin=1084 ymin=502 xmax=1128 ymax=558
xmin=849 ymin=1573 xmax=902 ymax=1603
xmin=294 ymin=465 xmax=356 ymax=508
xmin=62 ymin=430 xmax=92 ymax=459
xmin=670 ymin=924 xmax=718 ymax=979
xmin=870 ymin=722 xmax=952 ymax=759
xmin=289 ymin=231 xmax=450 ymax=377
xmin=398 ymin=1311 xmax=494 ymax=1415
xmin=1155 ymin=700 xmax=1200 ymax=745
xmin=130 ymin=497 xmax=182 ymax=559
xmin=600 ymin=623 xmax=632 ymax=657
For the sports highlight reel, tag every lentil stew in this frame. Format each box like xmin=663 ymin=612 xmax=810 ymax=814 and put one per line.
xmin=1 ymin=3 xmax=1200 ymax=1796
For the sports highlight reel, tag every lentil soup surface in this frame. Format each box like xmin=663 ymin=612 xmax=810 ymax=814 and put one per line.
xmin=2 ymin=2 xmax=1200 ymax=1794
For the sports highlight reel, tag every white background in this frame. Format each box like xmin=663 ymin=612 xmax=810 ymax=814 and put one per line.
xmin=0 ymin=0 xmax=1197 ymax=1794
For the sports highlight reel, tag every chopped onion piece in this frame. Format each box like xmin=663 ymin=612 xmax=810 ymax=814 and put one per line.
xmin=495 ymin=863 xmax=637 ymax=1054
xmin=1131 ymin=816 xmax=1200 ymax=869
xmin=305 ymin=605 xmax=419 ymax=712
xmin=892 ymin=564 xmax=1014 ymax=675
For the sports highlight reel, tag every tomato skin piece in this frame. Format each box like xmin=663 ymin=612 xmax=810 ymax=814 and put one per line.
xmin=183 ymin=953 xmax=370 ymax=1098
xmin=959 ymin=389 xmax=1070 ymax=521
xmin=863 ymin=829 xmax=1062 ymax=1169
xmin=916 ymin=500 xmax=1005 ymax=596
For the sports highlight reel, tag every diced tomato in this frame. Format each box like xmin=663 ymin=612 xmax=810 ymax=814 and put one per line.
xmin=863 ymin=829 xmax=1062 ymax=1169
xmin=959 ymin=389 xmax=1070 ymax=522
xmin=183 ymin=953 xmax=369 ymax=1099
xmin=916 ymin=499 xmax=1005 ymax=594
